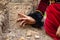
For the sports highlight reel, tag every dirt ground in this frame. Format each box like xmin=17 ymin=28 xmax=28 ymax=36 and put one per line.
xmin=0 ymin=0 xmax=53 ymax=40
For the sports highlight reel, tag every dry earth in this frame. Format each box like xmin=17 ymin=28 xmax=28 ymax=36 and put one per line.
xmin=0 ymin=0 xmax=53 ymax=40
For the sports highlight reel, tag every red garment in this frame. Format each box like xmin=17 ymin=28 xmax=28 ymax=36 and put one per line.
xmin=36 ymin=0 xmax=60 ymax=40
xmin=45 ymin=3 xmax=60 ymax=40
xmin=36 ymin=0 xmax=49 ymax=13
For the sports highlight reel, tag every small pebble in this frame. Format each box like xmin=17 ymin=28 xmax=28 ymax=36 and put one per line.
xmin=14 ymin=6 xmax=19 ymax=9
xmin=19 ymin=37 xmax=25 ymax=40
xmin=26 ymin=30 xmax=32 ymax=37
xmin=6 ymin=39 xmax=9 ymax=40
xmin=35 ymin=35 xmax=40 ymax=39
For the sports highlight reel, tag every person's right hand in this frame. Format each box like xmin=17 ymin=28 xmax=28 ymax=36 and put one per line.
xmin=17 ymin=13 xmax=36 ymax=27
xmin=56 ymin=26 xmax=60 ymax=37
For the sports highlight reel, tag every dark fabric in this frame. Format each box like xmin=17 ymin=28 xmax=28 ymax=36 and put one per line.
xmin=28 ymin=11 xmax=44 ymax=28
xmin=56 ymin=0 xmax=60 ymax=2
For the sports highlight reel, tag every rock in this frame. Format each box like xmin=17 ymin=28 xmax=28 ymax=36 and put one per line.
xmin=35 ymin=35 xmax=40 ymax=39
xmin=0 ymin=11 xmax=3 ymax=14
xmin=26 ymin=30 xmax=32 ymax=37
xmin=6 ymin=39 xmax=9 ymax=40
xmin=14 ymin=6 xmax=19 ymax=9
xmin=19 ymin=37 xmax=25 ymax=40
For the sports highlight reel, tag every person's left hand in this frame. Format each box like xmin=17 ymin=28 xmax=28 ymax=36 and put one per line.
xmin=56 ymin=26 xmax=60 ymax=37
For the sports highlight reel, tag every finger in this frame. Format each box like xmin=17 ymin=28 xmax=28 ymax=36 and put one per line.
xmin=56 ymin=33 xmax=60 ymax=37
xmin=22 ymin=23 xmax=26 ymax=27
xmin=17 ymin=18 xmax=26 ymax=22
xmin=20 ymin=20 xmax=25 ymax=27
xmin=56 ymin=31 xmax=60 ymax=37
xmin=18 ymin=13 xmax=27 ymax=18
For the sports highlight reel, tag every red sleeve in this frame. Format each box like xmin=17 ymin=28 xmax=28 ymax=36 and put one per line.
xmin=36 ymin=0 xmax=49 ymax=13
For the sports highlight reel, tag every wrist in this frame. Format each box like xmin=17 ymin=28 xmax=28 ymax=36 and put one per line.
xmin=29 ymin=17 xmax=36 ymax=24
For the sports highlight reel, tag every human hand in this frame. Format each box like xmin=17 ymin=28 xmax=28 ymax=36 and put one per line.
xmin=17 ymin=13 xmax=36 ymax=27
xmin=56 ymin=26 xmax=60 ymax=37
